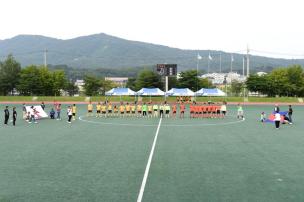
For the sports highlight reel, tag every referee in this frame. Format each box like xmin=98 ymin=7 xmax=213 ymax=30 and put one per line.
xmin=4 ymin=106 xmax=9 ymax=125
xmin=13 ymin=107 xmax=17 ymax=126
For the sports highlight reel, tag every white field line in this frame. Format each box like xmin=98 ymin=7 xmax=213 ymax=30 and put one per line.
xmin=137 ymin=117 xmax=162 ymax=202
xmin=78 ymin=115 xmax=245 ymax=127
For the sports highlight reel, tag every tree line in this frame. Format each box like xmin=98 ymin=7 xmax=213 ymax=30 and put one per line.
xmin=1 ymin=54 xmax=304 ymax=97
xmin=0 ymin=55 xmax=77 ymax=96
xmin=246 ymin=65 xmax=304 ymax=97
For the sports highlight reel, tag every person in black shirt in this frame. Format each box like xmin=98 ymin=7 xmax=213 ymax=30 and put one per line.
xmin=288 ymin=105 xmax=293 ymax=123
xmin=41 ymin=102 xmax=45 ymax=110
xmin=13 ymin=107 xmax=17 ymax=126
xmin=4 ymin=106 xmax=9 ymax=125
xmin=274 ymin=104 xmax=280 ymax=113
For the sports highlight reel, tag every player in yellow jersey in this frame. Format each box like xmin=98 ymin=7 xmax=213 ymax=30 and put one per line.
xmin=101 ymin=103 xmax=107 ymax=117
xmin=153 ymin=103 xmax=158 ymax=118
xmin=96 ymin=102 xmax=101 ymax=117
xmin=72 ymin=104 xmax=77 ymax=120
xmin=125 ymin=102 xmax=131 ymax=117
xmin=87 ymin=101 xmax=93 ymax=117
xmin=113 ymin=105 xmax=118 ymax=116
xmin=107 ymin=102 xmax=113 ymax=117
xmin=131 ymin=103 xmax=136 ymax=117
xmin=119 ymin=103 xmax=125 ymax=118
xmin=165 ymin=103 xmax=171 ymax=118
xmin=137 ymin=103 xmax=142 ymax=117
xmin=148 ymin=103 xmax=153 ymax=118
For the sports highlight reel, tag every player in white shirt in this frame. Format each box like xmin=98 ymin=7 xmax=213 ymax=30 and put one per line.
xmin=67 ymin=106 xmax=73 ymax=123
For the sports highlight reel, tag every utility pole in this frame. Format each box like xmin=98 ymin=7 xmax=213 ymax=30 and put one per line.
xmin=219 ymin=53 xmax=222 ymax=73
xmin=242 ymin=56 xmax=245 ymax=77
xmin=44 ymin=49 xmax=48 ymax=67
xmin=230 ymin=53 xmax=233 ymax=73
xmin=246 ymin=45 xmax=250 ymax=77
xmin=245 ymin=45 xmax=250 ymax=101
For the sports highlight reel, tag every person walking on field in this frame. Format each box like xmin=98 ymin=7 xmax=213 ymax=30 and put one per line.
xmin=4 ymin=106 xmax=9 ymax=125
xmin=274 ymin=111 xmax=281 ymax=129
xmin=288 ymin=105 xmax=293 ymax=123
xmin=12 ymin=107 xmax=17 ymax=126
xmin=56 ymin=104 xmax=62 ymax=120
xmin=41 ymin=102 xmax=45 ymax=110
xmin=29 ymin=106 xmax=38 ymax=124
xmin=22 ymin=103 xmax=27 ymax=119
xmin=237 ymin=103 xmax=244 ymax=120
xmin=67 ymin=106 xmax=73 ymax=123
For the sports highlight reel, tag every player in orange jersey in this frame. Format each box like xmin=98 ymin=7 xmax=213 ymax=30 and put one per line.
xmin=171 ymin=103 xmax=177 ymax=118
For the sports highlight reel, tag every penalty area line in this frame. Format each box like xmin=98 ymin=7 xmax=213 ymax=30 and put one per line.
xmin=137 ymin=117 xmax=162 ymax=202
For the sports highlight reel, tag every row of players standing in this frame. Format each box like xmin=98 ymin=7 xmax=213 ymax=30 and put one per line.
xmin=85 ymin=101 xmax=228 ymax=118
xmin=86 ymin=101 xmax=185 ymax=118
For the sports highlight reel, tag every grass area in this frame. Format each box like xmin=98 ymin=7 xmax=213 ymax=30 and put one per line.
xmin=248 ymin=97 xmax=299 ymax=103
xmin=0 ymin=96 xmax=301 ymax=103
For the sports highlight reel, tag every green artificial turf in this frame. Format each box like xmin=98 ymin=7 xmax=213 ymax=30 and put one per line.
xmin=0 ymin=104 xmax=303 ymax=201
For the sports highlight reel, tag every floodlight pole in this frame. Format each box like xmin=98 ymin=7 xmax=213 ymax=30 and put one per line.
xmin=246 ymin=45 xmax=250 ymax=77
xmin=165 ymin=76 xmax=168 ymax=101
xmin=246 ymin=45 xmax=250 ymax=99
xmin=195 ymin=56 xmax=200 ymax=101
xmin=219 ymin=53 xmax=222 ymax=73
xmin=44 ymin=49 xmax=48 ymax=67
xmin=230 ymin=53 xmax=233 ymax=73
xmin=242 ymin=56 xmax=245 ymax=76
xmin=243 ymin=56 xmax=245 ymax=102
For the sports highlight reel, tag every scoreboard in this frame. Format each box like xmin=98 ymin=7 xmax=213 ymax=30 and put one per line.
xmin=156 ymin=64 xmax=177 ymax=76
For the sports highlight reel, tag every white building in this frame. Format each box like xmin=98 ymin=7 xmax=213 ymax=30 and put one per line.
xmin=201 ymin=72 xmax=246 ymax=85
xmin=105 ymin=77 xmax=128 ymax=87
xmin=256 ymin=72 xmax=267 ymax=76
xmin=74 ymin=79 xmax=85 ymax=93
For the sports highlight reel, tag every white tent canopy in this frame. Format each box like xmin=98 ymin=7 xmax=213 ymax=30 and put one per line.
xmin=195 ymin=88 xmax=226 ymax=96
xmin=166 ymin=88 xmax=195 ymax=96
xmin=105 ymin=88 xmax=136 ymax=96
xmin=136 ymin=88 xmax=165 ymax=96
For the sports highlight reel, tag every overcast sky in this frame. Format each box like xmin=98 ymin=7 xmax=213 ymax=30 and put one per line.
xmin=1 ymin=0 xmax=303 ymax=58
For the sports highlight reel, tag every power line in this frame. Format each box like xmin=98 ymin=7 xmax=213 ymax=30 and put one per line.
xmin=251 ymin=49 xmax=304 ymax=58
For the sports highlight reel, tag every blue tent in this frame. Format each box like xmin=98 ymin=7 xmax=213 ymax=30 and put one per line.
xmin=166 ymin=88 xmax=195 ymax=96
xmin=195 ymin=88 xmax=226 ymax=96
xmin=136 ymin=88 xmax=165 ymax=96
xmin=105 ymin=88 xmax=136 ymax=96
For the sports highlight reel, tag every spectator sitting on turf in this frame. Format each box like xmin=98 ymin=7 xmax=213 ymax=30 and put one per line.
xmin=50 ymin=108 xmax=55 ymax=119
xmin=282 ymin=115 xmax=292 ymax=125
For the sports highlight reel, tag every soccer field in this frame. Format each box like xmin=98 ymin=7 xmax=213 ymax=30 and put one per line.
xmin=0 ymin=104 xmax=304 ymax=202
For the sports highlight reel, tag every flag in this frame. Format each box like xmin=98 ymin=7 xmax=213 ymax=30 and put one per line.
xmin=231 ymin=54 xmax=234 ymax=62
xmin=208 ymin=53 xmax=212 ymax=60
xmin=197 ymin=53 xmax=202 ymax=60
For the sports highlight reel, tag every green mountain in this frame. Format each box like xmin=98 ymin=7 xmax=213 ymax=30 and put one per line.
xmin=0 ymin=33 xmax=304 ymax=73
